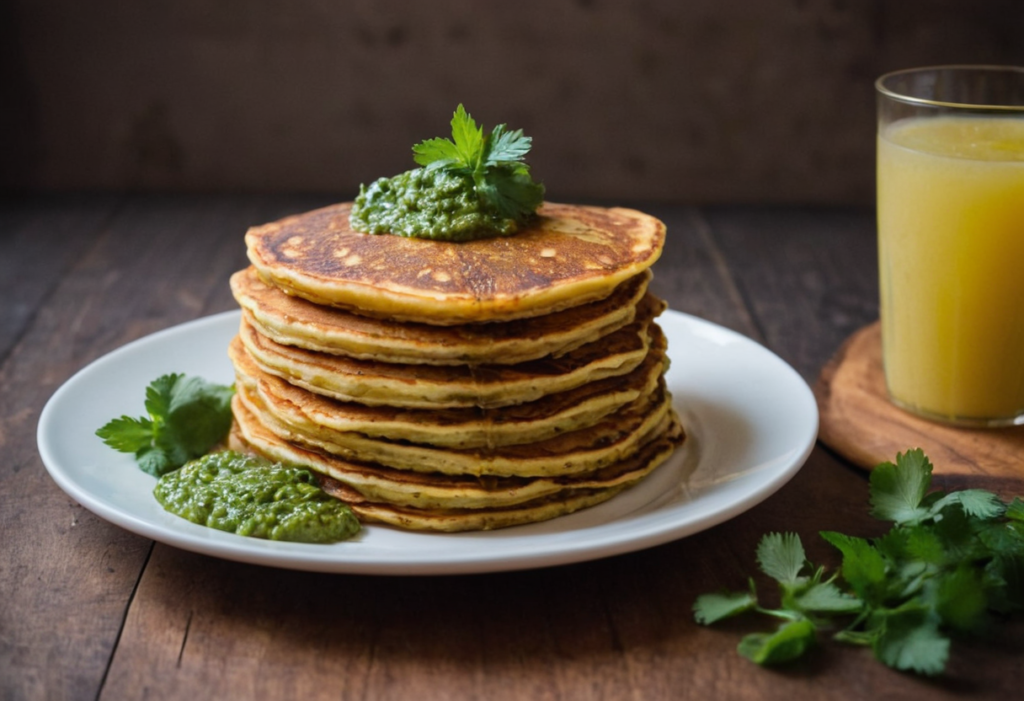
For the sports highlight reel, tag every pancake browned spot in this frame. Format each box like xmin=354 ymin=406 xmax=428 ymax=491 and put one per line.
xmin=246 ymin=202 xmax=666 ymax=325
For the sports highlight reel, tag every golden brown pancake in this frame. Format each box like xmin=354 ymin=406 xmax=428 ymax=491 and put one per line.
xmin=231 ymin=396 xmax=683 ymax=511
xmin=228 ymin=326 xmax=669 ymax=449
xmin=320 ymin=480 xmax=627 ymax=532
xmin=245 ymin=202 xmax=666 ymax=325
xmin=236 ymin=295 xmax=663 ymax=409
xmin=231 ymin=266 xmax=651 ymax=365
xmin=235 ymin=376 xmax=674 ymax=478
xmin=230 ymin=198 xmax=682 ymax=532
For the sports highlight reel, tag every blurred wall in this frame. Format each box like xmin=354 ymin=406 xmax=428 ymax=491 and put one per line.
xmin=3 ymin=0 xmax=1023 ymax=204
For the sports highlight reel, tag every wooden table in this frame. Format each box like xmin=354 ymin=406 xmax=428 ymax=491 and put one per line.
xmin=3 ymin=195 xmax=1021 ymax=700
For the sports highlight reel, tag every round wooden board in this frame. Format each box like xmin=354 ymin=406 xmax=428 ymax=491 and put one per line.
xmin=815 ymin=322 xmax=1024 ymax=480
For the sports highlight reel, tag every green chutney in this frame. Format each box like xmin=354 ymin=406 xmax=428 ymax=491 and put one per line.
xmin=154 ymin=451 xmax=360 ymax=543
xmin=350 ymin=168 xmax=522 ymax=242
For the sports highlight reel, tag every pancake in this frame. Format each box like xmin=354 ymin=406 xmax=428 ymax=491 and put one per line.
xmin=228 ymin=326 xmax=668 ymax=449
xmin=319 ymin=477 xmax=628 ymax=533
xmin=237 ymin=294 xmax=664 ymax=409
xmin=232 ymin=265 xmax=651 ymax=365
xmin=235 ymin=375 xmax=674 ymax=477
xmin=230 ymin=396 xmax=684 ymax=511
xmin=245 ymin=202 xmax=666 ymax=325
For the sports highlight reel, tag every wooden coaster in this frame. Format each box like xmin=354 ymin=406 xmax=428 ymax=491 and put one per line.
xmin=814 ymin=322 xmax=1024 ymax=480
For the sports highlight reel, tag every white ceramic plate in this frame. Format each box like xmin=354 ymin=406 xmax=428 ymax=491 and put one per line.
xmin=37 ymin=309 xmax=818 ymax=575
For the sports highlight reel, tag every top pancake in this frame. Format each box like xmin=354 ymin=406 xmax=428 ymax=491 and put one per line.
xmin=245 ymin=201 xmax=666 ymax=325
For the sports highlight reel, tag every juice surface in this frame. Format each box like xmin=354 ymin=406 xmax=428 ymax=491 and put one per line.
xmin=877 ymin=116 xmax=1024 ymax=423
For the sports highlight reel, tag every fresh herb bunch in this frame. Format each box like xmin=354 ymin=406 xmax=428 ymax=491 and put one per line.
xmin=96 ymin=373 xmax=235 ymax=477
xmin=412 ymin=104 xmax=544 ymax=221
xmin=693 ymin=449 xmax=1024 ymax=675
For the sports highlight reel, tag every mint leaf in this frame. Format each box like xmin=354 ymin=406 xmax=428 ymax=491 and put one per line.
xmin=694 ymin=588 xmax=758 ymax=625
xmin=738 ymin=619 xmax=817 ymax=666
xmin=870 ymin=449 xmax=933 ymax=524
xmin=757 ymin=532 xmax=807 ymax=585
xmin=97 ymin=373 xmax=235 ymax=477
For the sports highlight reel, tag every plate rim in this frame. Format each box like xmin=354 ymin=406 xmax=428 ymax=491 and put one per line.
xmin=37 ymin=309 xmax=818 ymax=575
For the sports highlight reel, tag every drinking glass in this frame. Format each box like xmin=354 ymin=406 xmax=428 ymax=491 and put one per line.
xmin=876 ymin=65 xmax=1024 ymax=426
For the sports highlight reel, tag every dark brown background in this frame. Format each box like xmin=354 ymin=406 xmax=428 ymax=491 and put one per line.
xmin=4 ymin=0 xmax=1024 ymax=204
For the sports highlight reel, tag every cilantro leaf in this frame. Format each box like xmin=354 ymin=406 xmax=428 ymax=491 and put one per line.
xmin=693 ymin=587 xmax=758 ymax=625
xmin=904 ymin=525 xmax=947 ymax=566
xmin=931 ymin=489 xmax=1005 ymax=521
xmin=95 ymin=416 xmax=154 ymax=453
xmin=737 ymin=619 xmax=817 ymax=666
xmin=694 ymin=449 xmax=1022 ymax=676
xmin=871 ymin=605 xmax=949 ymax=676
xmin=985 ymin=553 xmax=1024 ymax=613
xmin=1006 ymin=498 xmax=1024 ymax=522
xmin=449 ymin=103 xmax=484 ymax=166
xmin=144 ymin=373 xmax=179 ymax=424
xmin=870 ymin=449 xmax=933 ymax=524
xmin=486 ymin=124 xmax=533 ymax=165
xmin=820 ymin=531 xmax=887 ymax=601
xmin=412 ymin=137 xmax=462 ymax=170
xmin=935 ymin=565 xmax=988 ymax=632
xmin=794 ymin=581 xmax=862 ymax=614
xmin=757 ymin=532 xmax=807 ymax=585
xmin=410 ymin=104 xmax=543 ymax=223
xmin=483 ymin=165 xmax=545 ymax=220
xmin=97 ymin=373 xmax=234 ymax=477
xmin=136 ymin=446 xmax=173 ymax=478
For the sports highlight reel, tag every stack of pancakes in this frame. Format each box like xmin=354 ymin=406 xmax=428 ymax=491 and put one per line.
xmin=227 ymin=202 xmax=685 ymax=531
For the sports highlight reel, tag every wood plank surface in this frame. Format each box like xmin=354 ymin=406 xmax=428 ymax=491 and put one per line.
xmin=3 ymin=196 xmax=1022 ymax=701
xmin=0 ymin=195 xmax=329 ymax=699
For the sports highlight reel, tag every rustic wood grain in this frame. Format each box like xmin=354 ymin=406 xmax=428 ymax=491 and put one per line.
xmin=646 ymin=205 xmax=762 ymax=341
xmin=0 ymin=196 xmax=328 ymax=699
xmin=100 ymin=450 xmax=1023 ymax=700
xmin=702 ymin=206 xmax=880 ymax=381
xmin=816 ymin=322 xmax=1024 ymax=486
xmin=0 ymin=195 xmax=120 ymax=361
xmin=4 ymin=197 xmax=1022 ymax=701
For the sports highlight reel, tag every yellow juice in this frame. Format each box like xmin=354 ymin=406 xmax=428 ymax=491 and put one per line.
xmin=878 ymin=116 xmax=1024 ymax=423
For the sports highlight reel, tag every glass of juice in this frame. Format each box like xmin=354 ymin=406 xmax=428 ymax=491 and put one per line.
xmin=876 ymin=65 xmax=1024 ymax=426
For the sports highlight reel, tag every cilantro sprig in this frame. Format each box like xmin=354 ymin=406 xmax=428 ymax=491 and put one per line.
xmin=96 ymin=373 xmax=235 ymax=477
xmin=694 ymin=449 xmax=1024 ymax=676
xmin=411 ymin=104 xmax=544 ymax=221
